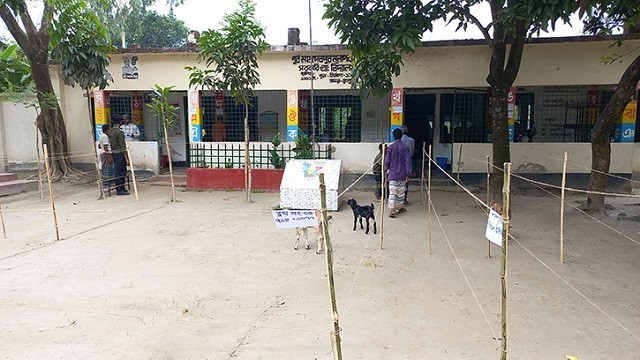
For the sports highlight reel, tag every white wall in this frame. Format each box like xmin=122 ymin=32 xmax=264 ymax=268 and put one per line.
xmin=0 ymin=99 xmax=39 ymax=170
xmin=328 ymin=142 xmax=380 ymax=173
xmin=127 ymin=141 xmax=160 ymax=173
xmin=453 ymin=143 xmax=634 ymax=174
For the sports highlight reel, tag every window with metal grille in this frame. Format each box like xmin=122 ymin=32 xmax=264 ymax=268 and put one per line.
xmin=439 ymin=90 xmax=489 ymax=144
xmin=311 ymin=94 xmax=361 ymax=142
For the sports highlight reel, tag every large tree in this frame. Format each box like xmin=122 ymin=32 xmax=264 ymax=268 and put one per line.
xmin=123 ymin=11 xmax=188 ymax=48
xmin=324 ymin=0 xmax=578 ymax=200
xmin=581 ymin=0 xmax=640 ymax=211
xmin=0 ymin=0 xmax=113 ymax=176
xmin=88 ymin=0 xmax=185 ymax=48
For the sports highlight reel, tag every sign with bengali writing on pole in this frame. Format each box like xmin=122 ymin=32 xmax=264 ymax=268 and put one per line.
xmin=272 ymin=209 xmax=318 ymax=229
xmin=390 ymin=88 xmax=404 ymax=142
xmin=287 ymin=90 xmax=299 ymax=141
xmin=485 ymin=209 xmax=503 ymax=247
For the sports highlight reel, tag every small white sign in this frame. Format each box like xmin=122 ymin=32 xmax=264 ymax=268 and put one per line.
xmin=485 ymin=209 xmax=503 ymax=247
xmin=272 ymin=210 xmax=318 ymax=229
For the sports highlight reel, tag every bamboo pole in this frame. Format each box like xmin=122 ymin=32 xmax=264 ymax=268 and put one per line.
xmin=560 ymin=151 xmax=568 ymax=264
xmin=500 ymin=162 xmax=512 ymax=360
xmin=43 ymin=144 xmax=60 ymax=241
xmin=126 ymin=143 xmax=139 ymax=202
xmin=379 ymin=143 xmax=386 ymax=250
xmin=487 ymin=155 xmax=491 ymax=259
xmin=455 ymin=144 xmax=463 ymax=206
xmin=0 ymin=202 xmax=7 ymax=239
xmin=319 ymin=173 xmax=343 ymax=360
xmin=35 ymin=125 xmax=44 ymax=200
xmin=427 ymin=145 xmax=433 ymax=255
xmin=420 ymin=142 xmax=425 ymax=205
xmin=244 ymin=106 xmax=251 ymax=203
xmin=163 ymin=123 xmax=176 ymax=202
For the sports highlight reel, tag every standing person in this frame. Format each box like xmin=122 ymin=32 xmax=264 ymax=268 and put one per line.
xmin=400 ymin=125 xmax=415 ymax=204
xmin=372 ymin=143 xmax=384 ymax=200
xmin=98 ymin=125 xmax=114 ymax=184
xmin=212 ymin=115 xmax=226 ymax=142
xmin=385 ymin=128 xmax=412 ymax=218
xmin=120 ymin=114 xmax=140 ymax=142
xmin=108 ymin=118 xmax=130 ymax=196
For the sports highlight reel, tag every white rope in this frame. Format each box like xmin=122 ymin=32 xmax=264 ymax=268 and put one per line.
xmin=539 ymin=153 xmax=640 ymax=187
xmin=507 ymin=173 xmax=640 ymax=247
xmin=424 ymin=150 xmax=492 ymax=211
xmin=338 ymin=165 xmax=374 ymax=197
xmin=429 ymin=197 xmax=499 ymax=341
xmin=467 ymin=155 xmax=640 ymax=199
xmin=510 ymin=234 xmax=640 ymax=343
xmin=428 ymin=152 xmax=640 ymax=343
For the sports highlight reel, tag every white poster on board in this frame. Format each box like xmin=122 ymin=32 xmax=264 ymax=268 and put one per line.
xmin=272 ymin=210 xmax=318 ymax=229
xmin=485 ymin=209 xmax=503 ymax=247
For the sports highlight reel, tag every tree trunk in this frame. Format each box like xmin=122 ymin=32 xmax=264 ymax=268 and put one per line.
xmin=244 ymin=102 xmax=252 ymax=203
xmin=490 ymin=85 xmax=511 ymax=202
xmin=587 ymin=54 xmax=640 ymax=211
xmin=32 ymin=59 xmax=77 ymax=178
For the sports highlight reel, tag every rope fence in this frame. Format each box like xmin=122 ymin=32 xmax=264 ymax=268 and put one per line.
xmin=422 ymin=148 xmax=640 ymax=346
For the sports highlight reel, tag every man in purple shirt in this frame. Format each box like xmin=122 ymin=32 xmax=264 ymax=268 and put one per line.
xmin=385 ymin=128 xmax=412 ymax=218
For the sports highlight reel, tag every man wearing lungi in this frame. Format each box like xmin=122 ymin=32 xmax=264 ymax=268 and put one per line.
xmin=385 ymin=128 xmax=412 ymax=218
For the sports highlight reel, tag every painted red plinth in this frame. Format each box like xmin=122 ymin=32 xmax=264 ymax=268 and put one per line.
xmin=187 ymin=168 xmax=284 ymax=191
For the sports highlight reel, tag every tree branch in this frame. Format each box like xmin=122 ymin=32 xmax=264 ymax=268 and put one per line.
xmin=505 ymin=20 xmax=526 ymax=81
xmin=17 ymin=5 xmax=38 ymax=39
xmin=459 ymin=6 xmax=494 ymax=50
xmin=39 ymin=1 xmax=52 ymax=35
xmin=0 ymin=4 xmax=32 ymax=56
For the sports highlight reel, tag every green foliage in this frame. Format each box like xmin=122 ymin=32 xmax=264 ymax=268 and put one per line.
xmin=49 ymin=0 xmax=115 ymax=91
xmin=87 ymin=0 xmax=186 ymax=48
xmin=269 ymin=133 xmax=286 ymax=169
xmin=0 ymin=44 xmax=32 ymax=92
xmin=293 ymin=132 xmax=313 ymax=159
xmin=127 ymin=11 xmax=188 ymax=48
xmin=186 ymin=0 xmax=268 ymax=106
xmin=147 ymin=85 xmax=178 ymax=127
xmin=580 ymin=0 xmax=640 ymax=35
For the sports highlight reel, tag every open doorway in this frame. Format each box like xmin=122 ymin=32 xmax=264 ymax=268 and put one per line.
xmin=404 ymin=93 xmax=436 ymax=171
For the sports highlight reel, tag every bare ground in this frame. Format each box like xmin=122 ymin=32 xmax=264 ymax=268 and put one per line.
xmin=0 ymin=180 xmax=639 ymax=359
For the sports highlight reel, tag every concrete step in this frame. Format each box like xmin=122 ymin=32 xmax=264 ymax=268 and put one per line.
xmin=0 ymin=173 xmax=19 ymax=183
xmin=0 ymin=179 xmax=38 ymax=196
xmin=150 ymin=174 xmax=187 ymax=187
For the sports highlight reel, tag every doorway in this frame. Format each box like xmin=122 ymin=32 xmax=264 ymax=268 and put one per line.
xmin=404 ymin=93 xmax=436 ymax=167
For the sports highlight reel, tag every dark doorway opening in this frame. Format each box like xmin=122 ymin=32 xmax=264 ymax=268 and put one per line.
xmin=404 ymin=93 xmax=436 ymax=166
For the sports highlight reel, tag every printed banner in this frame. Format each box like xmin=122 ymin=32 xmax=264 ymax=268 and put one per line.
xmin=390 ymin=88 xmax=404 ymax=126
xmin=485 ymin=209 xmax=503 ymax=247
xmin=188 ymin=89 xmax=202 ymax=142
xmin=507 ymin=87 xmax=516 ymax=143
xmin=93 ymin=90 xmax=109 ymax=140
xmin=287 ymin=90 xmax=299 ymax=141
xmin=272 ymin=209 xmax=318 ymax=229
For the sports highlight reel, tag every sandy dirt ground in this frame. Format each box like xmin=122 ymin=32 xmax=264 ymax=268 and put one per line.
xmin=0 ymin=179 xmax=639 ymax=359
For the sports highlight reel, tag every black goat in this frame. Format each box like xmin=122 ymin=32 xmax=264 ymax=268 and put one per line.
xmin=347 ymin=198 xmax=377 ymax=235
